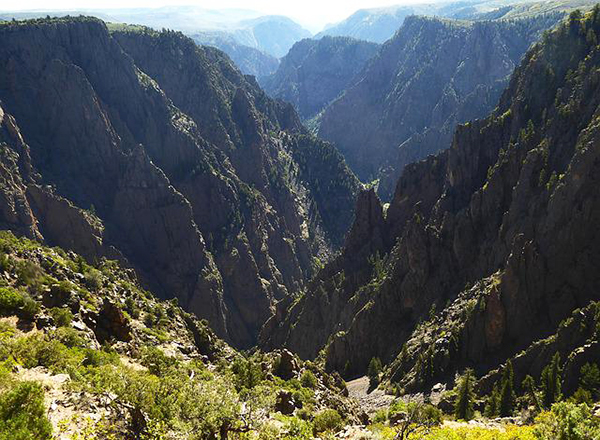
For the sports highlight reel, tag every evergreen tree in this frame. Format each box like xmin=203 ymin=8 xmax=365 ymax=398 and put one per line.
xmin=522 ymin=375 xmax=541 ymax=411
xmin=454 ymin=369 xmax=475 ymax=421
xmin=499 ymin=360 xmax=516 ymax=417
xmin=541 ymin=352 xmax=562 ymax=408
xmin=343 ymin=360 xmax=351 ymax=379
xmin=484 ymin=384 xmax=500 ymax=418
xmin=580 ymin=363 xmax=600 ymax=399
xmin=368 ymin=357 xmax=382 ymax=388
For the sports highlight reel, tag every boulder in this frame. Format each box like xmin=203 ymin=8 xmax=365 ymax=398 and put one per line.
xmin=275 ymin=349 xmax=299 ymax=380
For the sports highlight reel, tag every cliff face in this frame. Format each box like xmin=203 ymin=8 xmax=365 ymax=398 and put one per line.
xmin=0 ymin=17 xmax=360 ymax=348
xmin=262 ymin=11 xmax=600 ymax=391
xmin=317 ymin=14 xmax=563 ymax=199
xmin=260 ymin=36 xmax=379 ymax=120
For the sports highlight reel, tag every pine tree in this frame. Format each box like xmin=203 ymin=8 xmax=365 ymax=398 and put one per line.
xmin=541 ymin=352 xmax=562 ymax=408
xmin=368 ymin=357 xmax=382 ymax=388
xmin=454 ymin=369 xmax=475 ymax=421
xmin=484 ymin=384 xmax=500 ymax=418
xmin=522 ymin=375 xmax=541 ymax=411
xmin=499 ymin=360 xmax=516 ymax=417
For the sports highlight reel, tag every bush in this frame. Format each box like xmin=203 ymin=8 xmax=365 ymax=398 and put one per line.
xmin=0 ymin=381 xmax=52 ymax=440
xmin=11 ymin=334 xmax=79 ymax=372
xmin=52 ymin=328 xmax=86 ymax=349
xmin=14 ymin=261 xmax=43 ymax=291
xmin=300 ymin=370 xmax=317 ymax=389
xmin=279 ymin=416 xmax=313 ymax=440
xmin=313 ymin=409 xmax=342 ymax=433
xmin=49 ymin=307 xmax=72 ymax=327
xmin=0 ymin=287 xmax=39 ymax=319
xmin=231 ymin=358 xmax=263 ymax=392
xmin=84 ymin=269 xmax=102 ymax=292
xmin=141 ymin=347 xmax=179 ymax=376
xmin=534 ymin=402 xmax=600 ymax=440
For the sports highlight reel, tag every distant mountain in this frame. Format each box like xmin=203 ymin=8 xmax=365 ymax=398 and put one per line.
xmin=231 ymin=15 xmax=312 ymax=58
xmin=317 ymin=14 xmax=563 ymax=199
xmin=189 ymin=15 xmax=313 ymax=58
xmin=260 ymin=36 xmax=379 ymax=120
xmin=316 ymin=0 xmax=597 ymax=43
xmin=0 ymin=8 xmax=312 ymax=58
xmin=316 ymin=4 xmax=439 ymax=43
xmin=0 ymin=6 xmax=263 ymax=30
xmin=191 ymin=33 xmax=279 ymax=78
xmin=468 ymin=0 xmax=599 ymax=19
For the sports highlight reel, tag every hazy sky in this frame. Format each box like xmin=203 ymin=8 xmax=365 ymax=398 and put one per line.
xmin=0 ymin=0 xmax=423 ymax=30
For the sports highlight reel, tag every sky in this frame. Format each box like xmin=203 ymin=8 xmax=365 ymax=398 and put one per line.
xmin=0 ymin=0 xmax=422 ymax=31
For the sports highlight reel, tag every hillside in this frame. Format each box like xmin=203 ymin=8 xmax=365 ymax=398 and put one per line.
xmin=0 ymin=232 xmax=359 ymax=438
xmin=190 ymin=33 xmax=279 ymax=78
xmin=262 ymin=8 xmax=600 ymax=404
xmin=260 ymin=36 xmax=379 ymax=120
xmin=317 ymin=14 xmax=563 ymax=199
xmin=0 ymin=17 xmax=360 ymax=349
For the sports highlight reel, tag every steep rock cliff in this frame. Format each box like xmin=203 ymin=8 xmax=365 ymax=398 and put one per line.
xmin=263 ymin=11 xmax=600 ymax=392
xmin=0 ymin=17 xmax=360 ymax=347
xmin=318 ymin=14 xmax=563 ymax=199
xmin=260 ymin=36 xmax=379 ymax=120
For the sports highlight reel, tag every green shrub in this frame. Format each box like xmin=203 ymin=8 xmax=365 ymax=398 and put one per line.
xmin=141 ymin=347 xmax=179 ymax=376
xmin=52 ymin=328 xmax=86 ymax=349
xmin=83 ymin=268 xmax=102 ymax=292
xmin=231 ymin=358 xmax=263 ymax=392
xmin=534 ymin=402 xmax=600 ymax=439
xmin=49 ymin=307 xmax=72 ymax=327
xmin=0 ymin=287 xmax=23 ymax=314
xmin=15 ymin=260 xmax=43 ymax=290
xmin=0 ymin=381 xmax=52 ymax=440
xmin=124 ymin=296 xmax=140 ymax=319
xmin=11 ymin=334 xmax=80 ymax=372
xmin=0 ymin=287 xmax=39 ymax=319
xmin=313 ymin=409 xmax=342 ymax=433
xmin=82 ymin=347 xmax=119 ymax=368
xmin=300 ymin=370 xmax=317 ymax=389
xmin=282 ymin=416 xmax=312 ymax=439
